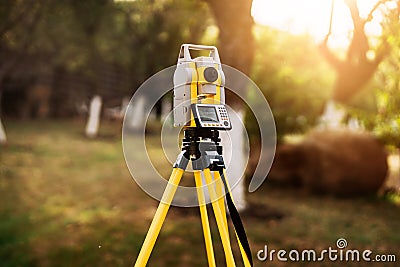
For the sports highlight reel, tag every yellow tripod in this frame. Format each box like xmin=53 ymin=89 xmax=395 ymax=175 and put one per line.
xmin=134 ymin=129 xmax=252 ymax=267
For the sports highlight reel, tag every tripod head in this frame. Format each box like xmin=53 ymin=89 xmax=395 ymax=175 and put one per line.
xmin=173 ymin=44 xmax=231 ymax=131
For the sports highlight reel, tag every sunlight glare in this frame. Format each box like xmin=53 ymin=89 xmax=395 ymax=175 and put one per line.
xmin=251 ymin=0 xmax=385 ymax=48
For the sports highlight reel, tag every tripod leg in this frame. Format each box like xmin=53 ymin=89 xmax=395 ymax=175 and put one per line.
xmin=194 ymin=171 xmax=216 ymax=267
xmin=134 ymin=168 xmax=184 ymax=267
xmin=203 ymin=168 xmax=236 ymax=267
xmin=214 ymin=171 xmax=229 ymax=234
xmin=220 ymin=169 xmax=252 ymax=267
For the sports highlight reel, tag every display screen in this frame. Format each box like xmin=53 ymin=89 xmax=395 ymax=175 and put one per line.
xmin=198 ymin=106 xmax=219 ymax=122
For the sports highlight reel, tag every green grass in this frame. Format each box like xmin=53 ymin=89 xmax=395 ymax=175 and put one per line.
xmin=0 ymin=119 xmax=399 ymax=266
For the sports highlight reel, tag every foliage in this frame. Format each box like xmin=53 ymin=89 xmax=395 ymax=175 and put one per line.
xmin=350 ymin=45 xmax=400 ymax=148
xmin=0 ymin=0 xmax=212 ymax=115
xmin=346 ymin=4 xmax=400 ymax=149
xmin=250 ymin=26 xmax=335 ymax=139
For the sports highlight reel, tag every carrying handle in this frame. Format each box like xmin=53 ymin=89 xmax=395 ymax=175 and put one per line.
xmin=178 ymin=44 xmax=221 ymax=64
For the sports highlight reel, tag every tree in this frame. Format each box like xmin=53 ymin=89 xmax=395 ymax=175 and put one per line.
xmin=204 ymin=0 xmax=255 ymax=211
xmin=354 ymin=1 xmax=400 ymax=152
xmin=0 ymin=0 xmax=45 ymax=82
xmin=204 ymin=0 xmax=254 ymax=100
xmin=0 ymin=0 xmax=47 ymax=142
xmin=118 ymin=0 xmax=211 ymax=119
xmin=319 ymin=0 xmax=397 ymax=103
xmin=318 ymin=0 xmax=400 ymax=186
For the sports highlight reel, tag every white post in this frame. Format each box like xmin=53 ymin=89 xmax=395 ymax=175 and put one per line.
xmin=221 ymin=109 xmax=247 ymax=211
xmin=120 ymin=97 xmax=130 ymax=119
xmin=161 ymin=97 xmax=172 ymax=122
xmin=85 ymin=95 xmax=102 ymax=138
xmin=128 ymin=95 xmax=146 ymax=130
xmin=0 ymin=117 xmax=6 ymax=144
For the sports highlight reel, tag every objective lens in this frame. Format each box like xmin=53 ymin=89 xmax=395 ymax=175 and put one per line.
xmin=204 ymin=67 xmax=218 ymax=82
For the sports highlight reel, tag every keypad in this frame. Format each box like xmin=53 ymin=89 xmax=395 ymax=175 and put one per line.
xmin=218 ymin=106 xmax=229 ymax=122
xmin=197 ymin=104 xmax=231 ymax=129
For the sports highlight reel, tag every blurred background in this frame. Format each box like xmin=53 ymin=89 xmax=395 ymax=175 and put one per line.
xmin=1 ymin=0 xmax=399 ymax=266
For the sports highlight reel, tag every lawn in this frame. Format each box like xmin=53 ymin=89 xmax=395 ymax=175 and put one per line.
xmin=0 ymin=119 xmax=399 ymax=267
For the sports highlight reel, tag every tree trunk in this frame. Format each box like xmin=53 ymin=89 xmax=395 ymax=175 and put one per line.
xmin=205 ymin=0 xmax=254 ymax=76
xmin=205 ymin=0 xmax=255 ymax=210
xmin=0 ymin=117 xmax=6 ymax=145
xmin=161 ymin=96 xmax=172 ymax=122
xmin=318 ymin=99 xmax=346 ymax=129
xmin=319 ymin=0 xmax=390 ymax=104
xmin=85 ymin=95 xmax=102 ymax=138
xmin=220 ymin=109 xmax=247 ymax=210
xmin=127 ymin=95 xmax=146 ymax=131
xmin=0 ymin=89 xmax=6 ymax=144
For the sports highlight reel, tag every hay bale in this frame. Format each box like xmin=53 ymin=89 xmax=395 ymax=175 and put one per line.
xmin=268 ymin=130 xmax=388 ymax=196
